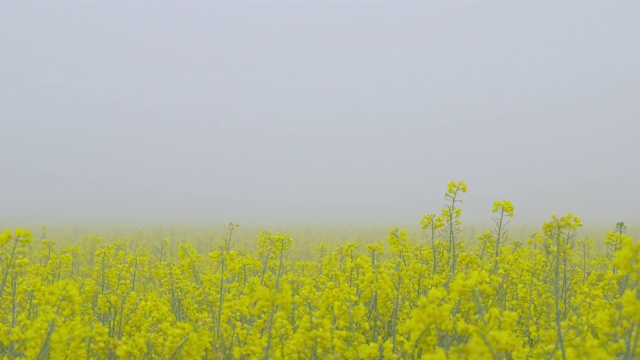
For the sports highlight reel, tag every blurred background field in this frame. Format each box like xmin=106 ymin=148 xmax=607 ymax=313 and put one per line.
xmin=5 ymin=221 xmax=637 ymax=261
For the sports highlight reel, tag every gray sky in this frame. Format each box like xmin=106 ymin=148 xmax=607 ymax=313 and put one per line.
xmin=1 ymin=1 xmax=639 ymax=227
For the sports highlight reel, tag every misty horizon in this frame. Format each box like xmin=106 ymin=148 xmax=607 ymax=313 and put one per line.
xmin=2 ymin=1 xmax=639 ymax=228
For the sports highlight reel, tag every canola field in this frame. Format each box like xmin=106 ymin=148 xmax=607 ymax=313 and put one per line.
xmin=1 ymin=181 xmax=639 ymax=359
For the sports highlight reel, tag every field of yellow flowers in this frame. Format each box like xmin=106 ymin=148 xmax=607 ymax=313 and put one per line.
xmin=1 ymin=181 xmax=639 ymax=359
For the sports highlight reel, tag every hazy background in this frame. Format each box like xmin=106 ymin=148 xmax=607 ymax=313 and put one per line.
xmin=1 ymin=1 xmax=639 ymax=228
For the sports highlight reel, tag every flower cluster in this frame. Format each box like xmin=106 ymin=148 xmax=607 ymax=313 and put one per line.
xmin=0 ymin=182 xmax=638 ymax=359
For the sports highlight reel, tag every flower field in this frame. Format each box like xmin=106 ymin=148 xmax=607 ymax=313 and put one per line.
xmin=1 ymin=181 xmax=638 ymax=359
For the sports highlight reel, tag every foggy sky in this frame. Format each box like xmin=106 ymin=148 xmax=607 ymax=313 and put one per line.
xmin=1 ymin=1 xmax=639 ymax=226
